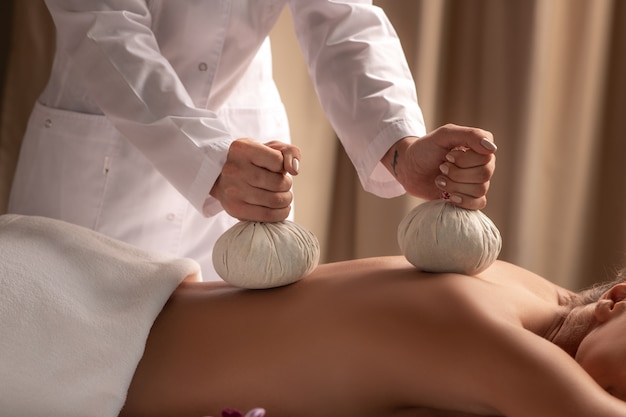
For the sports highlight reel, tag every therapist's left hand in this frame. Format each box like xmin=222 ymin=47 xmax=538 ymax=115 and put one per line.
xmin=382 ymin=124 xmax=496 ymax=210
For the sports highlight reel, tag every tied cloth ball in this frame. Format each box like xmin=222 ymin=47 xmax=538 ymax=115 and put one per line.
xmin=398 ymin=199 xmax=502 ymax=275
xmin=213 ymin=220 xmax=320 ymax=289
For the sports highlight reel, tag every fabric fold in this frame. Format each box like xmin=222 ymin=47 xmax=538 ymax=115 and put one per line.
xmin=0 ymin=214 xmax=200 ymax=417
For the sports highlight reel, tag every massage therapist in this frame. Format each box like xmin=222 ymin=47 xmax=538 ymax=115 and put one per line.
xmin=8 ymin=0 xmax=496 ymax=280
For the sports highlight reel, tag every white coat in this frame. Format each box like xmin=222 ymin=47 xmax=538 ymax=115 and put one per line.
xmin=9 ymin=0 xmax=425 ymax=281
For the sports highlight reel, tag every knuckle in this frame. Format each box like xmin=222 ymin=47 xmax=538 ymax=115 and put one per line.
xmin=463 ymin=196 xmax=487 ymax=210
xmin=220 ymin=162 xmax=240 ymax=177
xmin=269 ymin=191 xmax=292 ymax=209
xmin=221 ymin=183 xmax=240 ymax=199
xmin=475 ymin=198 xmax=487 ymax=210
xmin=465 ymin=181 xmax=489 ymax=197
xmin=229 ymin=139 xmax=246 ymax=152
xmin=290 ymin=144 xmax=302 ymax=157
xmin=281 ymin=175 xmax=293 ymax=189
xmin=476 ymin=182 xmax=490 ymax=196
xmin=439 ymin=123 xmax=457 ymax=135
xmin=267 ymin=174 xmax=292 ymax=191
xmin=477 ymin=169 xmax=492 ymax=183
xmin=488 ymin=155 xmax=496 ymax=171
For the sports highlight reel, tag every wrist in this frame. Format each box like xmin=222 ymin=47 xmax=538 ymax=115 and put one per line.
xmin=381 ymin=136 xmax=417 ymax=179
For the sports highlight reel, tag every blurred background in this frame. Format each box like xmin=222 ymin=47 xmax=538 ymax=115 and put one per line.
xmin=1 ymin=0 xmax=625 ymax=290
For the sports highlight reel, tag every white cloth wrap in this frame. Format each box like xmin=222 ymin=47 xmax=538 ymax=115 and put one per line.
xmin=213 ymin=220 xmax=320 ymax=289
xmin=397 ymin=200 xmax=502 ymax=275
xmin=0 ymin=214 xmax=200 ymax=417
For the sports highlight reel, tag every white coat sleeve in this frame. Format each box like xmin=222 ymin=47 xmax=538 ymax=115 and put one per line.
xmin=43 ymin=0 xmax=231 ymax=215
xmin=288 ymin=0 xmax=426 ymax=198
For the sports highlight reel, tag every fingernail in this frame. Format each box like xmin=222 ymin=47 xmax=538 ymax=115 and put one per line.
xmin=450 ymin=195 xmax=462 ymax=204
xmin=292 ymin=158 xmax=300 ymax=174
xmin=435 ymin=177 xmax=447 ymax=188
xmin=481 ymin=138 xmax=497 ymax=152
xmin=445 ymin=154 xmax=455 ymax=163
xmin=439 ymin=163 xmax=449 ymax=175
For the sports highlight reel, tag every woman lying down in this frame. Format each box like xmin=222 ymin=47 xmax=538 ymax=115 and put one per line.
xmin=2 ymin=214 xmax=626 ymax=417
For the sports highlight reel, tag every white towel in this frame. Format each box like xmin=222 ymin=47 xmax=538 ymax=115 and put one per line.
xmin=0 ymin=214 xmax=201 ymax=417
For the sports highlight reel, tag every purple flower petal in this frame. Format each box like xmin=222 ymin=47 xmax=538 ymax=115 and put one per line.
xmin=221 ymin=409 xmax=244 ymax=417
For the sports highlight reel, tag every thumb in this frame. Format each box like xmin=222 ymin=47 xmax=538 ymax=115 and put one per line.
xmin=444 ymin=136 xmax=497 ymax=156
xmin=472 ymin=136 xmax=498 ymax=155
xmin=264 ymin=141 xmax=302 ymax=175
xmin=281 ymin=152 xmax=300 ymax=176
xmin=433 ymin=125 xmax=497 ymax=156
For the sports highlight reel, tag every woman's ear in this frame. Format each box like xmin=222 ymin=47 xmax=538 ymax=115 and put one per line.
xmin=602 ymin=283 xmax=626 ymax=303
xmin=595 ymin=283 xmax=626 ymax=323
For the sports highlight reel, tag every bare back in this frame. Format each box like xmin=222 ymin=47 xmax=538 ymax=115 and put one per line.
xmin=122 ymin=257 xmax=621 ymax=417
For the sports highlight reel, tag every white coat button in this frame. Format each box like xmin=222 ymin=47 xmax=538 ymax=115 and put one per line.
xmin=44 ymin=119 xmax=52 ymax=128
xmin=166 ymin=213 xmax=176 ymax=221
xmin=198 ymin=62 xmax=208 ymax=71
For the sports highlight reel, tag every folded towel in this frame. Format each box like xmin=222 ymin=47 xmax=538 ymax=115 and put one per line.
xmin=0 ymin=214 xmax=201 ymax=417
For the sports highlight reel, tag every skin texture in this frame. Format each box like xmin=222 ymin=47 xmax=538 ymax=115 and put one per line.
xmin=121 ymin=257 xmax=626 ymax=417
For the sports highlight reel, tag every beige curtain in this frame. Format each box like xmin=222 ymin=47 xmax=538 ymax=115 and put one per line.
xmin=0 ymin=1 xmax=54 ymax=215
xmin=2 ymin=1 xmax=625 ymax=290
xmin=272 ymin=0 xmax=626 ymax=290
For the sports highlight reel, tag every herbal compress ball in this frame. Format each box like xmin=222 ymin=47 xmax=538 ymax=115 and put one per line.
xmin=212 ymin=220 xmax=320 ymax=289
xmin=397 ymin=200 xmax=502 ymax=275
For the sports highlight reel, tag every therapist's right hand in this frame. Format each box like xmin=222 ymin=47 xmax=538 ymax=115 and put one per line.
xmin=210 ymin=138 xmax=301 ymax=222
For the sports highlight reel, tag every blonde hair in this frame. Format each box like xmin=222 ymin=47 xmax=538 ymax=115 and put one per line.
xmin=568 ymin=267 xmax=626 ymax=308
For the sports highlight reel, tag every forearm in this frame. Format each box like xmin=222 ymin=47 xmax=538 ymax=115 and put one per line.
xmin=288 ymin=0 xmax=425 ymax=197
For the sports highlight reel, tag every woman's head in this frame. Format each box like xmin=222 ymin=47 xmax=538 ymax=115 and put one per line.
xmin=573 ymin=270 xmax=626 ymax=400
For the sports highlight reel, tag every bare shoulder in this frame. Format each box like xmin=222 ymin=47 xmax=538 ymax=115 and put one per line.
xmin=310 ymin=257 xmax=555 ymax=285
xmin=479 ymin=260 xmax=573 ymax=303
xmin=306 ymin=257 xmax=569 ymax=306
